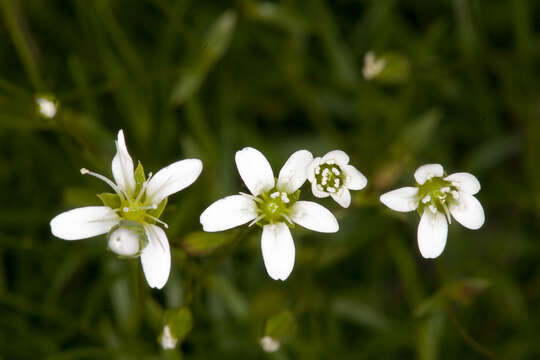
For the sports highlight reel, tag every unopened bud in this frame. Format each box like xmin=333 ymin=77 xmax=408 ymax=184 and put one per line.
xmin=108 ymin=227 xmax=140 ymax=256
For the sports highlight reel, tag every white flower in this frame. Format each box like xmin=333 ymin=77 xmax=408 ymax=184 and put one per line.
xmin=306 ymin=150 xmax=367 ymax=208
xmin=50 ymin=130 xmax=203 ymax=289
xmin=260 ymin=336 xmax=280 ymax=352
xmin=160 ymin=325 xmax=178 ymax=349
xmin=200 ymin=147 xmax=339 ymax=281
xmin=380 ymin=164 xmax=484 ymax=259
xmin=36 ymin=96 xmax=58 ymax=118
xmin=362 ymin=51 xmax=386 ymax=80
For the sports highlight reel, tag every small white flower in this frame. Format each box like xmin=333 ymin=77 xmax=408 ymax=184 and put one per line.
xmin=50 ymin=130 xmax=203 ymax=289
xmin=306 ymin=150 xmax=367 ymax=208
xmin=362 ymin=51 xmax=386 ymax=80
xmin=260 ymin=336 xmax=280 ymax=352
xmin=200 ymin=147 xmax=338 ymax=281
xmin=160 ymin=325 xmax=178 ymax=349
xmin=380 ymin=164 xmax=485 ymax=259
xmin=36 ymin=96 xmax=58 ymax=118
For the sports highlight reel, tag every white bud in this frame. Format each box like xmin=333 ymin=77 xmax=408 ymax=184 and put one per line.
xmin=260 ymin=336 xmax=280 ymax=353
xmin=108 ymin=227 xmax=140 ymax=256
xmin=36 ymin=97 xmax=58 ymax=118
xmin=160 ymin=325 xmax=178 ymax=350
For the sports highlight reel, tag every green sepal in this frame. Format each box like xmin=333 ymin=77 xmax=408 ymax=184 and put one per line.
xmin=288 ymin=190 xmax=301 ymax=204
xmin=163 ymin=307 xmax=193 ymax=344
xmin=98 ymin=192 xmax=121 ymax=209
xmin=148 ymin=197 xmax=167 ymax=220
xmin=264 ymin=310 xmax=296 ymax=341
xmin=134 ymin=161 xmax=146 ymax=196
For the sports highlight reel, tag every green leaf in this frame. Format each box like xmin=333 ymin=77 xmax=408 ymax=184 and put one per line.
xmin=166 ymin=307 xmax=193 ymax=344
xmin=374 ymin=52 xmax=410 ymax=84
xmin=97 ymin=192 xmax=121 ymax=209
xmin=148 ymin=198 xmax=167 ymax=220
xmin=264 ymin=310 xmax=296 ymax=341
xmin=182 ymin=231 xmax=235 ymax=256
xmin=170 ymin=10 xmax=237 ymax=105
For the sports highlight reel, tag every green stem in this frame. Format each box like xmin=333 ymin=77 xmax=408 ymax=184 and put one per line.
xmin=448 ymin=308 xmax=502 ymax=360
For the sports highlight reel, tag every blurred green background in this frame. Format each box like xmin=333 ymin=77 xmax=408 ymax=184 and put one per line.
xmin=1 ymin=0 xmax=539 ymax=359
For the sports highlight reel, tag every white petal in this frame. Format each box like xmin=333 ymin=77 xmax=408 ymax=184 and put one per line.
xmin=261 ymin=223 xmax=295 ymax=281
xmin=146 ymin=159 xmax=203 ymax=205
xmin=50 ymin=206 xmax=119 ymax=240
xmin=449 ymin=193 xmax=485 ymax=230
xmin=277 ymin=150 xmax=313 ymax=193
xmin=311 ymin=181 xmax=329 ymax=198
xmin=112 ymin=130 xmax=136 ymax=196
xmin=200 ymin=195 xmax=258 ymax=232
xmin=417 ymin=210 xmax=448 ymax=259
xmin=306 ymin=158 xmax=322 ymax=183
xmin=342 ymin=165 xmax=367 ymax=190
xmin=414 ymin=163 xmax=444 ymax=185
xmin=444 ymin=172 xmax=481 ymax=195
xmin=322 ymin=150 xmax=350 ymax=166
xmin=141 ymin=224 xmax=171 ymax=289
xmin=331 ymin=188 xmax=351 ymax=208
xmin=235 ymin=147 xmax=275 ymax=196
xmin=290 ymin=201 xmax=339 ymax=233
xmin=379 ymin=187 xmax=419 ymax=212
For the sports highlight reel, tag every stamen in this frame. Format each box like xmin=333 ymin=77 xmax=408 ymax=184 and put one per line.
xmin=315 ymin=166 xmax=321 ymax=175
xmin=429 ymin=204 xmax=437 ymax=214
xmin=422 ymin=195 xmax=431 ymax=204
xmin=123 ymin=207 xmax=130 ymax=213
xmin=270 ymin=192 xmax=280 ymax=199
xmin=326 ymin=160 xmax=335 ymax=165
xmin=81 ymin=168 xmax=125 ymax=200
xmin=327 ymin=187 xmax=336 ymax=193
xmin=139 ymin=204 xmax=158 ymax=211
xmin=239 ymin=192 xmax=263 ymax=204
xmin=317 ymin=184 xmax=324 ymax=191
xmin=441 ymin=202 xmax=452 ymax=224
xmin=248 ymin=214 xmax=266 ymax=227
xmin=332 ymin=167 xmax=340 ymax=175
xmin=145 ymin=214 xmax=168 ymax=228
xmin=280 ymin=213 xmax=293 ymax=225
xmin=281 ymin=193 xmax=290 ymax=204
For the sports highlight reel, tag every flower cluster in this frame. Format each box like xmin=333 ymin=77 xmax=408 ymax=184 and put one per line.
xmin=200 ymin=148 xmax=367 ymax=280
xmin=50 ymin=130 xmax=202 ymax=289
xmin=50 ymin=130 xmax=485 ymax=289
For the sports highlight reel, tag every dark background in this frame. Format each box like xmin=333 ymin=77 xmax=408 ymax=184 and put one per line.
xmin=0 ymin=0 xmax=539 ymax=359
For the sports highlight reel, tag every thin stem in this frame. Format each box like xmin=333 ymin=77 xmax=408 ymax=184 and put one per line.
xmin=448 ymin=307 xmax=502 ymax=360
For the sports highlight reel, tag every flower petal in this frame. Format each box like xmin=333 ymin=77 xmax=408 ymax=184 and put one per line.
xmin=444 ymin=172 xmax=481 ymax=195
xmin=342 ymin=165 xmax=367 ymax=190
xmin=200 ymin=195 xmax=258 ymax=232
xmin=112 ymin=130 xmax=136 ymax=196
xmin=449 ymin=193 xmax=485 ymax=230
xmin=414 ymin=163 xmax=444 ymax=185
xmin=146 ymin=159 xmax=203 ymax=205
xmin=379 ymin=187 xmax=419 ymax=212
xmin=290 ymin=201 xmax=339 ymax=233
xmin=141 ymin=224 xmax=171 ymax=289
xmin=306 ymin=158 xmax=322 ymax=183
xmin=50 ymin=206 xmax=119 ymax=240
xmin=322 ymin=150 xmax=350 ymax=166
xmin=261 ymin=223 xmax=295 ymax=281
xmin=235 ymin=147 xmax=275 ymax=196
xmin=417 ymin=210 xmax=448 ymax=259
xmin=311 ymin=181 xmax=329 ymax=198
xmin=277 ymin=150 xmax=313 ymax=193
xmin=331 ymin=188 xmax=351 ymax=208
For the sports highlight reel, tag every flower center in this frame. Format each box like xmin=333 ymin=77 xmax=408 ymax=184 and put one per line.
xmin=315 ymin=162 xmax=344 ymax=193
xmin=246 ymin=188 xmax=299 ymax=227
xmin=417 ymin=177 xmax=459 ymax=221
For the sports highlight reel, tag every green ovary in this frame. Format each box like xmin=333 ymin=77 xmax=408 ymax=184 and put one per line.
xmin=417 ymin=177 xmax=459 ymax=216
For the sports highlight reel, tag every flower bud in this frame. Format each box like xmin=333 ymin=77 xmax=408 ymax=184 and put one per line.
xmin=160 ymin=325 xmax=178 ymax=349
xmin=260 ymin=336 xmax=280 ymax=352
xmin=108 ymin=227 xmax=140 ymax=256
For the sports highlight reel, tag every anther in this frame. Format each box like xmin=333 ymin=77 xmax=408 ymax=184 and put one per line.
xmin=429 ymin=204 xmax=437 ymax=214
xmin=422 ymin=195 xmax=431 ymax=204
